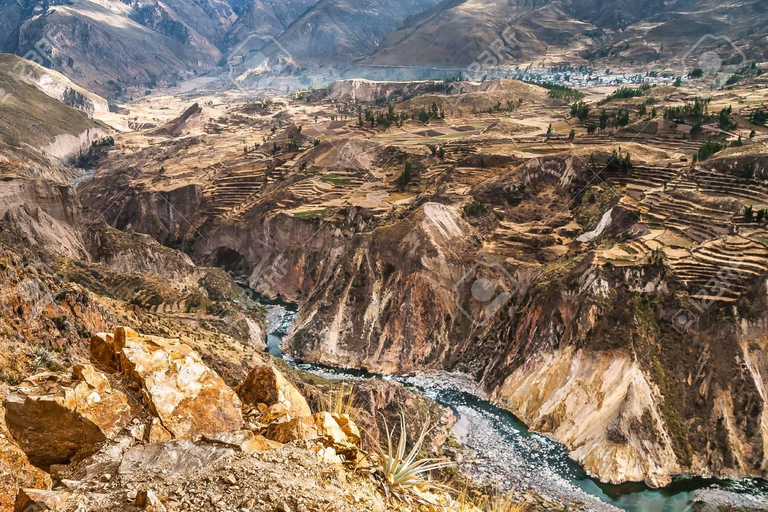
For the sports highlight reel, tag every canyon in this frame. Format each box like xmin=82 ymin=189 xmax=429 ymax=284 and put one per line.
xmin=45 ymin=69 xmax=768 ymax=501
xmin=1 ymin=7 xmax=768 ymax=508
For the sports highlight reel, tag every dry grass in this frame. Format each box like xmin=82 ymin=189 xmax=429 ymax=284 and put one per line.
xmin=452 ymin=482 xmax=527 ymax=512
xmin=323 ymin=382 xmax=357 ymax=417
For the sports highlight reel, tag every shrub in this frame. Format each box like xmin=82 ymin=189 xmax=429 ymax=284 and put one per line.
xmin=696 ymin=140 xmax=727 ymax=161
xmin=463 ymin=200 xmax=487 ymax=217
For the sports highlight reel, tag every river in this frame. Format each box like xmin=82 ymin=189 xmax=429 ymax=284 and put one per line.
xmin=262 ymin=303 xmax=768 ymax=512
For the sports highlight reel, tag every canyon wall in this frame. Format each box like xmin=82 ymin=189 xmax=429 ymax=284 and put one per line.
xmin=83 ymin=134 xmax=768 ymax=489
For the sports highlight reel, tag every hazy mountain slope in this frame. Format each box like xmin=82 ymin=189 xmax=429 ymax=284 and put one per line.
xmin=0 ymin=54 xmax=109 ymax=174
xmin=363 ymin=0 xmax=768 ymax=70
xmin=588 ymin=0 xmax=768 ymax=66
xmin=225 ymin=0 xmax=322 ymax=47
xmin=1 ymin=0 xmax=223 ymax=98
xmin=360 ymin=0 xmax=598 ymax=68
xmin=128 ymin=0 xmax=236 ymax=48
xmin=561 ymin=0 xmax=668 ymax=29
xmin=271 ymin=0 xmax=446 ymax=64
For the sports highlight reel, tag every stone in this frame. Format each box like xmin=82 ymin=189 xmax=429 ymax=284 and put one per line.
xmin=331 ymin=414 xmax=361 ymax=446
xmin=96 ymin=327 xmax=244 ymax=439
xmin=316 ymin=446 xmax=343 ymax=464
xmin=264 ymin=412 xmax=357 ymax=457
xmin=239 ymin=434 xmax=282 ymax=453
xmin=148 ymin=418 xmax=172 ymax=443
xmin=129 ymin=423 xmax=146 ymax=441
xmin=89 ymin=332 xmax=120 ymax=372
xmin=202 ymin=430 xmax=282 ymax=453
xmin=236 ymin=365 xmax=311 ymax=421
xmin=136 ymin=489 xmax=166 ymax=512
xmin=14 ymin=489 xmax=70 ymax=511
xmin=0 ymin=411 xmax=50 ymax=512
xmin=4 ymin=364 xmax=133 ymax=469
xmin=261 ymin=402 xmax=291 ymax=424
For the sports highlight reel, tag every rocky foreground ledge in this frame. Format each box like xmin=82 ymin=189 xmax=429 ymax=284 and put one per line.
xmin=0 ymin=327 xmax=464 ymax=512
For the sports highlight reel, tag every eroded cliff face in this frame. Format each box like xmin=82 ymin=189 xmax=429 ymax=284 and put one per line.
xmin=277 ymin=217 xmax=768 ymax=487
xmin=42 ymin=128 xmax=111 ymax=162
xmin=110 ymin=184 xmax=204 ymax=245
xmin=493 ymin=346 xmax=680 ymax=487
xmin=0 ymin=178 xmax=87 ymax=259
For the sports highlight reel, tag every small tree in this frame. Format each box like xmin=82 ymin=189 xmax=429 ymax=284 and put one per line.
xmin=398 ymin=161 xmax=412 ymax=190
xmin=588 ymin=153 xmax=597 ymax=170
xmin=568 ymin=129 xmax=576 ymax=141
xmin=744 ymin=205 xmax=755 ymax=222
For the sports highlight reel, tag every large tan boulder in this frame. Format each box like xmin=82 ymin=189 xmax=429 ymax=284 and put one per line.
xmin=236 ymin=364 xmax=311 ymax=421
xmin=89 ymin=331 xmax=120 ymax=372
xmin=265 ymin=412 xmax=359 ymax=457
xmin=92 ymin=327 xmax=244 ymax=439
xmin=0 ymin=397 xmax=51 ymax=512
xmin=4 ymin=364 xmax=132 ymax=469
xmin=14 ymin=489 xmax=70 ymax=512
xmin=331 ymin=413 xmax=361 ymax=445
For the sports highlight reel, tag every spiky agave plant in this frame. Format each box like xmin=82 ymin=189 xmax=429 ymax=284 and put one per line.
xmin=371 ymin=413 xmax=455 ymax=503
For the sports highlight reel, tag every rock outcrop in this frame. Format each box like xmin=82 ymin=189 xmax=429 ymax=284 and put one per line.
xmin=264 ymin=411 xmax=358 ymax=457
xmin=0 ymin=317 xmax=464 ymax=511
xmin=4 ymin=364 xmax=133 ymax=469
xmin=0 ymin=396 xmax=51 ymax=512
xmin=492 ymin=346 xmax=680 ymax=487
xmin=13 ymin=488 xmax=70 ymax=512
xmin=236 ymin=364 xmax=312 ymax=421
xmin=91 ymin=327 xmax=244 ymax=439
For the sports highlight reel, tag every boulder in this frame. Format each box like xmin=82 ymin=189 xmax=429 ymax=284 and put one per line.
xmin=0 ymin=402 xmax=51 ymax=512
xmin=93 ymin=327 xmax=244 ymax=439
xmin=202 ymin=430 xmax=282 ymax=453
xmin=136 ymin=489 xmax=166 ymax=512
xmin=264 ymin=412 xmax=358 ymax=457
xmin=14 ymin=489 xmax=70 ymax=511
xmin=119 ymin=441 xmax=234 ymax=478
xmin=89 ymin=332 xmax=120 ymax=372
xmin=4 ymin=364 xmax=132 ymax=469
xmin=236 ymin=364 xmax=311 ymax=421
xmin=331 ymin=413 xmax=361 ymax=445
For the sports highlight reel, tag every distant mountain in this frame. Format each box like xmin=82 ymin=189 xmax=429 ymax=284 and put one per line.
xmin=0 ymin=0 xmax=229 ymax=98
xmin=359 ymin=0 xmax=596 ymax=69
xmin=361 ymin=0 xmax=768 ymax=71
xmin=0 ymin=0 xmax=766 ymax=97
xmin=225 ymin=0 xmax=322 ymax=46
xmin=270 ymin=0 xmax=445 ymax=64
